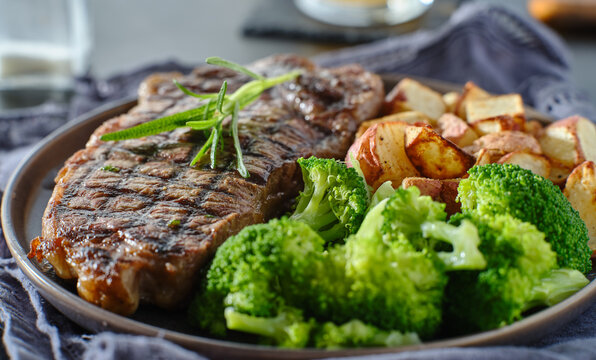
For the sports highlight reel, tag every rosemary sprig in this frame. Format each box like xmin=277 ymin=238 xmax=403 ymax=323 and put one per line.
xmin=99 ymin=57 xmax=301 ymax=178
xmin=206 ymin=57 xmax=264 ymax=80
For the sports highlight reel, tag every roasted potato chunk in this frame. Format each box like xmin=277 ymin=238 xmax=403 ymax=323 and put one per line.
xmin=564 ymin=161 xmax=596 ymax=251
xmin=356 ymin=111 xmax=431 ymax=138
xmin=443 ymin=91 xmax=460 ymax=113
xmin=466 ymin=94 xmax=526 ymax=130
xmin=383 ymin=78 xmax=446 ymax=122
xmin=473 ymin=148 xmax=507 ymax=166
xmin=538 ymin=115 xmax=596 ymax=168
xmin=497 ymin=151 xmax=551 ymax=179
xmin=401 ymin=177 xmax=442 ymax=200
xmin=401 ymin=177 xmax=462 ymax=215
xmin=440 ymin=179 xmax=462 ymax=215
xmin=470 ymin=115 xmax=520 ymax=136
xmin=465 ymin=131 xmax=542 ymax=156
xmin=524 ymin=120 xmax=544 ymax=138
xmin=404 ymin=125 xmax=475 ymax=179
xmin=437 ymin=113 xmax=479 ymax=148
xmin=455 ymin=81 xmax=491 ymax=120
xmin=346 ymin=121 xmax=419 ymax=190
xmin=346 ymin=77 xmax=591 ymax=214
xmin=549 ymin=161 xmax=573 ymax=187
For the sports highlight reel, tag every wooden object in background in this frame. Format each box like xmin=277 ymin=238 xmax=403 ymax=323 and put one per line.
xmin=529 ymin=0 xmax=596 ymax=28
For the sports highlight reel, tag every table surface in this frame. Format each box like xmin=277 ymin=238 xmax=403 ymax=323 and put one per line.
xmin=88 ymin=0 xmax=596 ymax=103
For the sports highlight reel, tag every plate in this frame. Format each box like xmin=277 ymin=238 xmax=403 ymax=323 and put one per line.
xmin=2 ymin=75 xmax=593 ymax=360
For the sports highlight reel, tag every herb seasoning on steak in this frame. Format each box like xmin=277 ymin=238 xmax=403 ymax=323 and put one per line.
xmin=29 ymin=55 xmax=383 ymax=315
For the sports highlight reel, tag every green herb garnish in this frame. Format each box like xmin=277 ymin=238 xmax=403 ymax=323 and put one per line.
xmin=100 ymin=165 xmax=120 ymax=173
xmin=100 ymin=57 xmax=301 ymax=178
xmin=167 ymin=219 xmax=181 ymax=228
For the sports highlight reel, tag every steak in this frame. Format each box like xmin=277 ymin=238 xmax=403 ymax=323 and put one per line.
xmin=29 ymin=55 xmax=383 ymax=315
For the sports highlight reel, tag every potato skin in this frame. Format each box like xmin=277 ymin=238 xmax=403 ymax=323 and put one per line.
xmin=347 ymin=121 xmax=419 ymax=190
xmin=470 ymin=115 xmax=521 ymax=136
xmin=356 ymin=111 xmax=431 ymax=138
xmin=524 ymin=120 xmax=544 ymax=138
xmin=465 ymin=131 xmax=542 ymax=156
xmin=401 ymin=177 xmax=442 ymax=200
xmin=401 ymin=177 xmax=461 ymax=215
xmin=473 ymin=148 xmax=507 ymax=167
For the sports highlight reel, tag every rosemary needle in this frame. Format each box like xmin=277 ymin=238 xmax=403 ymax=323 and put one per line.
xmin=100 ymin=57 xmax=301 ymax=178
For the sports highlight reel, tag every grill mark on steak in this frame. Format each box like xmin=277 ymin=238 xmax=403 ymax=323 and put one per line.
xmin=29 ymin=54 xmax=383 ymax=315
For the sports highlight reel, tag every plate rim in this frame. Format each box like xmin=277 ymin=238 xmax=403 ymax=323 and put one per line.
xmin=1 ymin=77 xmax=590 ymax=359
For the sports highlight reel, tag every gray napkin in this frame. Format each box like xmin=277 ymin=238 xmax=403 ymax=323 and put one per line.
xmin=1 ymin=2 xmax=596 ymax=359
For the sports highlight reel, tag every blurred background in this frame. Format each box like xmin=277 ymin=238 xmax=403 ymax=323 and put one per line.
xmin=90 ymin=0 xmax=596 ymax=98
xmin=0 ymin=0 xmax=595 ymax=110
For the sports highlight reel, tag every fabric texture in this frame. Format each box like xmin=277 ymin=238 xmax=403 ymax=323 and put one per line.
xmin=1 ymin=2 xmax=595 ymax=359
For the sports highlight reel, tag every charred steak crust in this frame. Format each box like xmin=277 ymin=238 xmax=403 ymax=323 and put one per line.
xmin=29 ymin=55 xmax=384 ymax=315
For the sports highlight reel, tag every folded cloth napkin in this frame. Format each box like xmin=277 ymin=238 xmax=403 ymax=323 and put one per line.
xmin=1 ymin=2 xmax=596 ymax=359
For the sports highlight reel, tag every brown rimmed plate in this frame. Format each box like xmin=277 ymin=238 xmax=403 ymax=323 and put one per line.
xmin=2 ymin=75 xmax=593 ymax=360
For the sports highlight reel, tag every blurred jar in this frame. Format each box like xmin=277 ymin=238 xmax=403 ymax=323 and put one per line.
xmin=295 ymin=0 xmax=434 ymax=27
xmin=0 ymin=0 xmax=91 ymax=109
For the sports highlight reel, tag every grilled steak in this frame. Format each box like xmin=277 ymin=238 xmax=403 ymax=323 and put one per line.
xmin=29 ymin=55 xmax=383 ymax=315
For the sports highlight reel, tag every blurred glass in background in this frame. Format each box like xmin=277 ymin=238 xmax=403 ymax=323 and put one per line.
xmin=0 ymin=0 xmax=91 ymax=110
xmin=294 ymin=0 xmax=434 ymax=27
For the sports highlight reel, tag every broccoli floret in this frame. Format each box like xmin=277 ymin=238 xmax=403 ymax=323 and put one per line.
xmin=224 ymin=307 xmax=313 ymax=348
xmin=339 ymin=228 xmax=445 ymax=338
xmin=188 ymin=282 xmax=228 ymax=336
xmin=380 ymin=186 xmax=486 ymax=271
xmin=322 ymin=187 xmax=485 ymax=338
xmin=191 ymin=187 xmax=486 ymax=345
xmin=224 ymin=308 xmax=421 ymax=349
xmin=313 ymin=320 xmax=420 ymax=349
xmin=457 ymin=163 xmax=591 ymax=273
xmin=290 ymin=157 xmax=368 ymax=242
xmin=523 ymin=268 xmax=589 ymax=311
xmin=189 ymin=218 xmax=327 ymax=336
xmin=380 ymin=185 xmax=447 ymax=239
xmin=445 ymin=211 xmax=588 ymax=334
xmin=421 ymin=220 xmax=486 ymax=270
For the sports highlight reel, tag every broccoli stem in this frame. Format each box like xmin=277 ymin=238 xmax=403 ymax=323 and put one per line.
xmin=523 ymin=269 xmax=590 ymax=311
xmin=224 ymin=307 xmax=313 ymax=348
xmin=318 ymin=222 xmax=348 ymax=242
xmin=314 ymin=320 xmax=421 ymax=349
xmin=302 ymin=182 xmax=330 ymax=221
xmin=292 ymin=201 xmax=338 ymax=234
xmin=368 ymin=181 xmax=395 ymax=212
xmin=421 ymin=220 xmax=487 ymax=271
xmin=354 ymin=198 xmax=388 ymax=239
xmin=291 ymin=184 xmax=337 ymax=231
